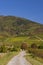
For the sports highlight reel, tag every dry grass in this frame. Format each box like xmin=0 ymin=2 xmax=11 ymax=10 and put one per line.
xmin=0 ymin=53 xmax=7 ymax=58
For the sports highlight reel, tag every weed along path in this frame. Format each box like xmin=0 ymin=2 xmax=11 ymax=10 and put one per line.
xmin=7 ymin=51 xmax=32 ymax=65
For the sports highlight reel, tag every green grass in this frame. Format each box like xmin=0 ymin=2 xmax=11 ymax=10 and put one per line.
xmin=36 ymin=34 xmax=43 ymax=39
xmin=1 ymin=36 xmax=43 ymax=46
xmin=0 ymin=51 xmax=19 ymax=65
xmin=25 ymin=53 xmax=43 ymax=65
xmin=5 ymin=37 xmax=27 ymax=42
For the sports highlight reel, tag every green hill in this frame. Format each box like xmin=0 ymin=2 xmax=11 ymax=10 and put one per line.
xmin=0 ymin=16 xmax=43 ymax=65
xmin=0 ymin=16 xmax=43 ymax=37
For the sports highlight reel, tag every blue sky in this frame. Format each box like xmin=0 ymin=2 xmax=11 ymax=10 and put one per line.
xmin=0 ymin=0 xmax=43 ymax=24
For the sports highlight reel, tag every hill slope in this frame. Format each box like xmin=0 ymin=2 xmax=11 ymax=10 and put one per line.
xmin=0 ymin=16 xmax=43 ymax=37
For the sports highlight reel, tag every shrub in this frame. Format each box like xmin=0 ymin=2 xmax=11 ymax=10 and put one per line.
xmin=21 ymin=42 xmax=28 ymax=50
xmin=38 ymin=45 xmax=43 ymax=49
xmin=0 ymin=45 xmax=7 ymax=53
xmin=31 ymin=43 xmax=37 ymax=48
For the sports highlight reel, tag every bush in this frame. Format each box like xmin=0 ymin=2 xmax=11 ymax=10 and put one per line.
xmin=38 ymin=45 xmax=43 ymax=49
xmin=31 ymin=43 xmax=37 ymax=48
xmin=0 ymin=45 xmax=7 ymax=53
xmin=21 ymin=42 xmax=28 ymax=50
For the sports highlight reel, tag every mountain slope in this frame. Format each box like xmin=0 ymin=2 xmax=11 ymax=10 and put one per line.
xmin=0 ymin=16 xmax=43 ymax=37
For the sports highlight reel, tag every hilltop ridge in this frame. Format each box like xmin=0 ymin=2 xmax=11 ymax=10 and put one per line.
xmin=0 ymin=16 xmax=43 ymax=37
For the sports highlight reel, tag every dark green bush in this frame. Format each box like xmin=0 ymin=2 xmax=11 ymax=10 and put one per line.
xmin=31 ymin=43 xmax=37 ymax=48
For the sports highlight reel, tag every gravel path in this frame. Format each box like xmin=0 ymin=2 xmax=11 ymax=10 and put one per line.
xmin=7 ymin=51 xmax=32 ymax=65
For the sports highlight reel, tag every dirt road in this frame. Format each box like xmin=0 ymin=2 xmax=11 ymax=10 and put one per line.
xmin=7 ymin=51 xmax=32 ymax=65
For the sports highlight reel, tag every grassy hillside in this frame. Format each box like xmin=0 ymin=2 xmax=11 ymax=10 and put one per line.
xmin=0 ymin=16 xmax=43 ymax=50
xmin=0 ymin=16 xmax=43 ymax=37
xmin=0 ymin=16 xmax=43 ymax=65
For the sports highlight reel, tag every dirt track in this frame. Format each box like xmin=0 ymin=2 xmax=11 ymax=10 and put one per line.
xmin=7 ymin=51 xmax=32 ymax=65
